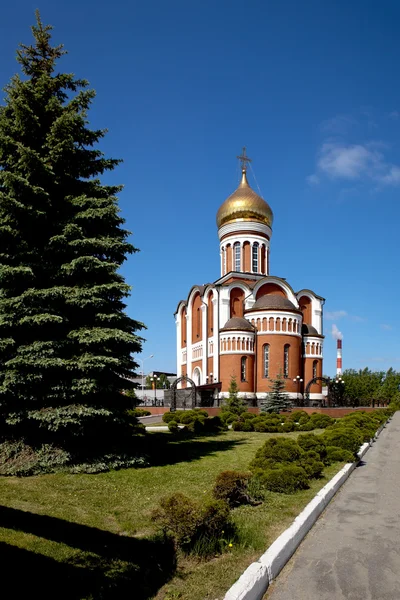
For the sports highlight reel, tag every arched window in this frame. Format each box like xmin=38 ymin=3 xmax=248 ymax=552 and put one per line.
xmin=241 ymin=356 xmax=247 ymax=382
xmin=222 ymin=247 xmax=226 ymax=274
xmin=313 ymin=360 xmax=318 ymax=379
xmin=196 ymin=307 xmax=200 ymax=337
xmin=252 ymin=242 xmax=259 ymax=272
xmin=263 ymin=344 xmax=270 ymax=378
xmin=234 ymin=242 xmax=241 ymax=271
xmin=284 ymin=344 xmax=290 ymax=378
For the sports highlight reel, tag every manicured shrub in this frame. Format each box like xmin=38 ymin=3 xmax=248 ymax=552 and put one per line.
xmin=257 ymin=465 xmax=309 ymax=493
xmin=152 ymin=492 xmax=200 ymax=546
xmin=298 ymin=450 xmax=324 ymax=478
xmin=298 ymin=422 xmax=315 ymax=431
xmin=289 ymin=411 xmax=309 ymax=422
xmin=232 ymin=419 xmax=254 ymax=432
xmin=252 ymin=419 xmax=270 ymax=432
xmin=131 ymin=408 xmax=151 ymax=417
xmin=152 ymin=493 xmax=234 ymax=556
xmin=242 ymin=412 xmax=257 ymax=420
xmin=250 ymin=437 xmax=303 ymax=470
xmin=325 ymin=446 xmax=355 ymax=463
xmin=281 ymin=421 xmax=295 ymax=433
xmin=168 ymin=421 xmax=179 ymax=434
xmin=322 ymin=427 xmax=363 ymax=454
xmin=297 ymin=433 xmax=327 ymax=461
xmin=186 ymin=419 xmax=204 ymax=434
xmin=180 ymin=410 xmax=204 ymax=425
xmin=308 ymin=413 xmax=334 ymax=429
xmin=203 ymin=415 xmax=227 ymax=432
xmin=213 ymin=470 xmax=253 ymax=507
xmin=222 ymin=412 xmax=239 ymax=424
xmin=162 ymin=411 xmax=182 ymax=423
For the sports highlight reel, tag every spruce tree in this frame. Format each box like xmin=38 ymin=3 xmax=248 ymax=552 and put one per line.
xmin=221 ymin=376 xmax=248 ymax=416
xmin=0 ymin=13 xmax=144 ymax=460
xmin=261 ymin=373 xmax=292 ymax=414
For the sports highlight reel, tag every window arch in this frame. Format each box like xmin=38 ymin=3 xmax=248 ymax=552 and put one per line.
xmin=313 ymin=360 xmax=318 ymax=379
xmin=252 ymin=242 xmax=259 ymax=272
xmin=241 ymin=356 xmax=247 ymax=382
xmin=234 ymin=242 xmax=241 ymax=271
xmin=284 ymin=344 xmax=290 ymax=378
xmin=263 ymin=344 xmax=270 ymax=378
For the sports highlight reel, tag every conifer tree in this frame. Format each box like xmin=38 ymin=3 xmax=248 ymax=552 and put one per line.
xmin=0 ymin=13 xmax=144 ymax=457
xmin=221 ymin=376 xmax=248 ymax=416
xmin=261 ymin=373 xmax=292 ymax=413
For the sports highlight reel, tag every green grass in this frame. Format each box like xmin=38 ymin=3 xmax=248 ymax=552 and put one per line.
xmin=0 ymin=429 xmax=343 ymax=600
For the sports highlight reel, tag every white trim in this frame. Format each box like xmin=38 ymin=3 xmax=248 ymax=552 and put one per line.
xmin=218 ymin=221 xmax=272 ymax=240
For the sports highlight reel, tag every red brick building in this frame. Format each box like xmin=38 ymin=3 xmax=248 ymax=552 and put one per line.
xmin=175 ymin=154 xmax=325 ymax=404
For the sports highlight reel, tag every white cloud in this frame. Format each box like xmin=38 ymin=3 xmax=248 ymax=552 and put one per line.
xmin=389 ymin=111 xmax=399 ymax=120
xmin=325 ymin=310 xmax=364 ymax=323
xmin=318 ymin=142 xmax=382 ymax=180
xmin=320 ymin=115 xmax=357 ymax=134
xmin=381 ymin=324 xmax=393 ymax=331
xmin=306 ymin=174 xmax=320 ymax=186
xmin=309 ymin=140 xmax=400 ymax=187
xmin=325 ymin=310 xmax=348 ymax=320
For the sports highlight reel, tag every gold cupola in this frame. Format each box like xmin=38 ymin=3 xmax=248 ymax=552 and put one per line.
xmin=216 ymin=167 xmax=273 ymax=230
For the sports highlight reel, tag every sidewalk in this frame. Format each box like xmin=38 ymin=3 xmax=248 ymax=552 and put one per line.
xmin=266 ymin=412 xmax=400 ymax=600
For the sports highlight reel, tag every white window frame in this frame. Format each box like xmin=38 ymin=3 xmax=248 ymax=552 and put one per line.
xmin=252 ymin=242 xmax=259 ymax=272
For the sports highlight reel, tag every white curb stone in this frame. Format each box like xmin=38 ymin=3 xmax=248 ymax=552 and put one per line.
xmin=223 ymin=417 xmax=390 ymax=600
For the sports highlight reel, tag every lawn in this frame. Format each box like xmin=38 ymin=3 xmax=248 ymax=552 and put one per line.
xmin=0 ymin=429 xmax=343 ymax=600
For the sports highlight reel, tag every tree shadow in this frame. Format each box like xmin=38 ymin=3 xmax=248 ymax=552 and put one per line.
xmin=138 ymin=433 xmax=247 ymax=467
xmin=0 ymin=506 xmax=176 ymax=599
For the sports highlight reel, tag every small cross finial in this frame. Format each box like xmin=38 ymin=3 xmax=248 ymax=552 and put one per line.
xmin=237 ymin=146 xmax=252 ymax=171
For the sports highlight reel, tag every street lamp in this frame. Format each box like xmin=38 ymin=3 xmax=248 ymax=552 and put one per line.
xmin=151 ymin=374 xmax=159 ymax=406
xmin=139 ymin=354 xmax=154 ymax=405
xmin=293 ymin=375 xmax=303 ymax=404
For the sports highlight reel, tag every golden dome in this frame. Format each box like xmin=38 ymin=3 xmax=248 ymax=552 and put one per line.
xmin=216 ymin=169 xmax=273 ymax=229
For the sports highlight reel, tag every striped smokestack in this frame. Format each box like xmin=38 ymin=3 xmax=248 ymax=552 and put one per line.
xmin=336 ymin=339 xmax=342 ymax=375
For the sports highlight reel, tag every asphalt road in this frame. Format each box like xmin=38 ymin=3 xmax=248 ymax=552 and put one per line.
xmin=266 ymin=412 xmax=400 ymax=600
xmin=137 ymin=415 xmax=164 ymax=425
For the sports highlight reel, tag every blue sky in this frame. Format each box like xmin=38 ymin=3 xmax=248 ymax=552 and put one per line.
xmin=1 ymin=1 xmax=399 ymax=376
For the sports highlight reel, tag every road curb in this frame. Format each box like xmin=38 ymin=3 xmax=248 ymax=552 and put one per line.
xmin=223 ymin=419 xmax=389 ymax=600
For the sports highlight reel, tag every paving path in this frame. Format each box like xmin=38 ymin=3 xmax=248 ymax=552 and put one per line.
xmin=266 ymin=412 xmax=400 ymax=600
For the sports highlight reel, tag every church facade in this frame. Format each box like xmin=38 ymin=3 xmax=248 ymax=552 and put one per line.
xmin=175 ymin=152 xmax=325 ymax=404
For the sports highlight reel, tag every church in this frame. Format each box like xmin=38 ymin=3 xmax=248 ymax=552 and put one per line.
xmin=174 ymin=150 xmax=325 ymax=405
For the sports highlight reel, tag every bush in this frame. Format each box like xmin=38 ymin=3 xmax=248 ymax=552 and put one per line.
xmin=180 ymin=410 xmax=205 ymax=425
xmin=151 ymin=492 xmax=200 ymax=547
xmin=250 ymin=437 xmax=303 ymax=470
xmin=163 ymin=411 xmax=182 ymax=423
xmin=257 ymin=465 xmax=309 ymax=493
xmin=289 ymin=411 xmax=309 ymax=422
xmin=242 ymin=412 xmax=257 ymax=420
xmin=297 ymin=433 xmax=327 ymax=458
xmin=152 ymin=493 xmax=234 ymax=556
xmin=232 ymin=420 xmax=254 ymax=432
xmin=131 ymin=408 xmax=151 ymax=417
xmin=322 ymin=426 xmax=363 ymax=454
xmin=298 ymin=451 xmax=324 ymax=478
xmin=168 ymin=421 xmax=179 ymax=434
xmin=298 ymin=422 xmax=315 ymax=431
xmin=325 ymin=446 xmax=355 ymax=463
xmin=281 ymin=421 xmax=295 ymax=433
xmin=221 ymin=412 xmax=239 ymax=424
xmin=203 ymin=415 xmax=227 ymax=432
xmin=213 ymin=470 xmax=253 ymax=507
xmin=308 ymin=413 xmax=334 ymax=429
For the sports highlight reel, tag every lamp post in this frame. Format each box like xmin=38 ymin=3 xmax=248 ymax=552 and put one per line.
xmin=139 ymin=354 xmax=154 ymax=405
xmin=151 ymin=374 xmax=159 ymax=406
xmin=293 ymin=375 xmax=303 ymax=404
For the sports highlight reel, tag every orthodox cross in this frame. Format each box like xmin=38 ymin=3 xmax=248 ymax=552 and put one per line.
xmin=237 ymin=146 xmax=252 ymax=171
